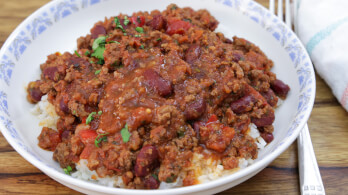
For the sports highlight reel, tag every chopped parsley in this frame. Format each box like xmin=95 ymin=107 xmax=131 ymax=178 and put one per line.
xmin=94 ymin=133 xmax=109 ymax=148
xmin=89 ymin=60 xmax=94 ymax=64
xmin=152 ymin=174 xmax=159 ymax=181
xmin=86 ymin=112 xmax=97 ymax=125
xmin=95 ymin=70 xmax=101 ymax=75
xmin=98 ymin=111 xmax=102 ymax=115
xmin=124 ymin=16 xmax=130 ymax=25
xmin=74 ymin=50 xmax=81 ymax=57
xmin=135 ymin=27 xmax=144 ymax=33
xmin=177 ymin=131 xmax=185 ymax=137
xmin=84 ymin=50 xmax=90 ymax=56
xmin=134 ymin=34 xmax=141 ymax=38
xmin=156 ymin=38 xmax=162 ymax=41
xmin=137 ymin=16 xmax=142 ymax=24
xmin=166 ymin=174 xmax=176 ymax=183
xmin=91 ymin=36 xmax=106 ymax=61
xmin=120 ymin=123 xmax=131 ymax=143
xmin=183 ymin=18 xmax=192 ymax=23
xmin=114 ymin=17 xmax=126 ymax=32
xmin=63 ymin=165 xmax=72 ymax=175
xmin=140 ymin=45 xmax=144 ymax=49
xmin=107 ymin=40 xmax=120 ymax=44
xmin=171 ymin=4 xmax=177 ymax=10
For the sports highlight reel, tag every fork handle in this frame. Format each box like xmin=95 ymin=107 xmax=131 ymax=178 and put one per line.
xmin=297 ymin=124 xmax=325 ymax=195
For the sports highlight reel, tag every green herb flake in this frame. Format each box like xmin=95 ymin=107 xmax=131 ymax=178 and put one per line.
xmin=177 ymin=131 xmax=185 ymax=137
xmin=166 ymin=175 xmax=176 ymax=183
xmin=95 ymin=70 xmax=101 ymax=75
xmin=135 ymin=27 xmax=144 ymax=33
xmin=84 ymin=50 xmax=90 ymax=56
xmin=107 ymin=40 xmax=120 ymax=44
xmin=134 ymin=34 xmax=141 ymax=38
xmin=91 ymin=36 xmax=106 ymax=61
xmin=74 ymin=50 xmax=81 ymax=57
xmin=63 ymin=165 xmax=72 ymax=175
xmin=120 ymin=123 xmax=131 ymax=143
xmin=86 ymin=112 xmax=97 ymax=125
xmin=89 ymin=60 xmax=94 ymax=64
xmin=137 ymin=16 xmax=141 ymax=24
xmin=171 ymin=5 xmax=177 ymax=10
xmin=194 ymin=68 xmax=201 ymax=72
xmin=124 ymin=16 xmax=130 ymax=25
xmin=98 ymin=111 xmax=102 ymax=115
xmin=114 ymin=17 xmax=126 ymax=32
xmin=152 ymin=174 xmax=159 ymax=181
xmin=183 ymin=18 xmax=192 ymax=23
xmin=124 ymin=33 xmax=127 ymax=36
xmin=94 ymin=133 xmax=109 ymax=148
xmin=140 ymin=45 xmax=144 ymax=49
xmin=156 ymin=38 xmax=162 ymax=41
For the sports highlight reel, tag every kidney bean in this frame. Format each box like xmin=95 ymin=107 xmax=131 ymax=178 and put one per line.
xmin=134 ymin=145 xmax=159 ymax=177
xmin=261 ymin=89 xmax=278 ymax=107
xmin=90 ymin=24 xmax=106 ymax=39
xmin=143 ymin=69 xmax=172 ymax=97
xmin=224 ymin=38 xmax=233 ymax=44
xmin=184 ymin=98 xmax=206 ymax=120
xmin=43 ymin=66 xmax=59 ymax=81
xmin=148 ymin=15 xmax=165 ymax=30
xmin=193 ymin=121 xmax=204 ymax=139
xmin=166 ymin=19 xmax=191 ymax=35
xmin=230 ymin=95 xmax=256 ymax=114
xmin=144 ymin=175 xmax=160 ymax=189
xmin=271 ymin=79 xmax=290 ymax=98
xmin=184 ymin=44 xmax=201 ymax=64
xmin=251 ymin=109 xmax=275 ymax=127
xmin=59 ymin=98 xmax=69 ymax=113
xmin=260 ymin=132 xmax=274 ymax=143
xmin=28 ymin=87 xmax=43 ymax=103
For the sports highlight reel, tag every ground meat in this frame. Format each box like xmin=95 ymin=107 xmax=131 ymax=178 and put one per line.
xmin=28 ymin=3 xmax=289 ymax=189
xmin=37 ymin=127 xmax=61 ymax=151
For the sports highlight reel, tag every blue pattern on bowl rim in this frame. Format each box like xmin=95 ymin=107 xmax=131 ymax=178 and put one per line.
xmin=0 ymin=0 xmax=315 ymax=180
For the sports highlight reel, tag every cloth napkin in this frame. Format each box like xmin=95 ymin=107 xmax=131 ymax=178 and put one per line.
xmin=295 ymin=0 xmax=348 ymax=112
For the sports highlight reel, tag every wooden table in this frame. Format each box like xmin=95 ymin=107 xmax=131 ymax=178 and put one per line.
xmin=0 ymin=0 xmax=347 ymax=194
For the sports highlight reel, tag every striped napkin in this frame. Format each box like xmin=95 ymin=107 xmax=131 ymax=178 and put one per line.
xmin=295 ymin=0 xmax=348 ymax=111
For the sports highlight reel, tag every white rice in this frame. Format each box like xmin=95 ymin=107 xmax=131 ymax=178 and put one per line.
xmin=31 ymin=95 xmax=59 ymax=130
xmin=34 ymin=96 xmax=268 ymax=188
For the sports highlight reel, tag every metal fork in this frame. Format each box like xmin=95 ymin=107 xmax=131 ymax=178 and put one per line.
xmin=268 ymin=0 xmax=325 ymax=194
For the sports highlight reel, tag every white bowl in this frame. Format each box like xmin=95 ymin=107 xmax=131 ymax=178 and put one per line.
xmin=0 ymin=0 xmax=315 ymax=194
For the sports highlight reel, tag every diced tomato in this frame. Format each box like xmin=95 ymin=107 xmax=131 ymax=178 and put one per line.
xmin=206 ymin=114 xmax=218 ymax=124
xmin=79 ymin=130 xmax=97 ymax=145
xmin=81 ymin=116 xmax=87 ymax=124
xmin=245 ymin=85 xmax=268 ymax=107
xmin=166 ymin=19 xmax=191 ymax=35
xmin=131 ymin=15 xmax=145 ymax=27
xmin=80 ymin=143 xmax=94 ymax=159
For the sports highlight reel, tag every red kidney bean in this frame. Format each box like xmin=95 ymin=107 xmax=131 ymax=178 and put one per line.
xmin=59 ymin=98 xmax=69 ymax=113
xmin=91 ymin=24 xmax=106 ymax=39
xmin=232 ymin=52 xmax=244 ymax=62
xmin=260 ymin=132 xmax=274 ymax=143
xmin=143 ymin=69 xmax=172 ymax=97
xmin=184 ymin=98 xmax=206 ymax=120
xmin=43 ymin=66 xmax=59 ymax=81
xmin=148 ymin=15 xmax=165 ymax=30
xmin=251 ymin=109 xmax=275 ymax=127
xmin=193 ymin=121 xmax=204 ymax=139
xmin=184 ymin=44 xmax=201 ymax=64
xmin=271 ymin=79 xmax=290 ymax=98
xmin=134 ymin=145 xmax=159 ymax=177
xmin=28 ymin=87 xmax=43 ymax=103
xmin=261 ymin=89 xmax=278 ymax=107
xmin=230 ymin=95 xmax=256 ymax=114
xmin=224 ymin=38 xmax=233 ymax=44
xmin=144 ymin=175 xmax=160 ymax=189
xmin=166 ymin=19 xmax=191 ymax=35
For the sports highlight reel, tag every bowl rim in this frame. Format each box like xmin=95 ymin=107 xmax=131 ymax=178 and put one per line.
xmin=0 ymin=0 xmax=316 ymax=194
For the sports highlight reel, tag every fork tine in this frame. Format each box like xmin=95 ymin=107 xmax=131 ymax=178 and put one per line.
xmin=269 ymin=0 xmax=275 ymax=15
xmin=285 ymin=0 xmax=291 ymax=28
xmin=277 ymin=0 xmax=283 ymax=20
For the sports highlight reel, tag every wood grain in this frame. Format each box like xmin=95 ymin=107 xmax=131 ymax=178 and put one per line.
xmin=0 ymin=0 xmax=347 ymax=194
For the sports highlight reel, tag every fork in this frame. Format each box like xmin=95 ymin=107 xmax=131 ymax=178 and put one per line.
xmin=268 ymin=0 xmax=325 ymax=194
